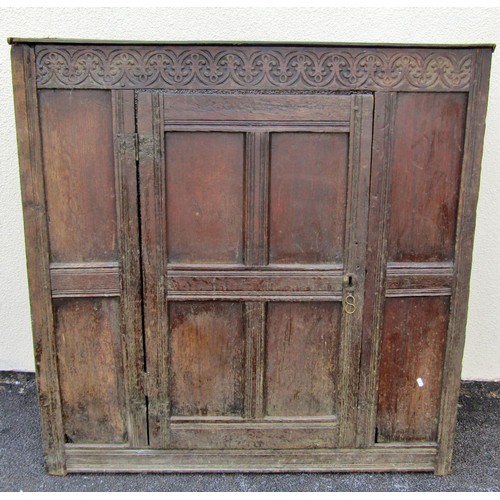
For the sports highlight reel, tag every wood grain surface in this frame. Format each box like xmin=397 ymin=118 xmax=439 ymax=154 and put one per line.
xmin=39 ymin=90 xmax=117 ymax=262
xmin=11 ymin=41 xmax=492 ymax=474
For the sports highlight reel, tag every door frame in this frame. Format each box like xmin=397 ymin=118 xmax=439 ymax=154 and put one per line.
xmin=136 ymin=90 xmax=374 ymax=450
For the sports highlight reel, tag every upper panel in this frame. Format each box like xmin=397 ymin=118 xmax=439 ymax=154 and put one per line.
xmin=34 ymin=45 xmax=474 ymax=91
xmin=39 ymin=90 xmax=117 ymax=263
xmin=387 ymin=92 xmax=467 ymax=262
xmin=166 ymin=131 xmax=245 ymax=265
xmin=269 ymin=132 xmax=348 ymax=264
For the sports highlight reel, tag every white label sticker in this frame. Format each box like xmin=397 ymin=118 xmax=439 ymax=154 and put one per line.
xmin=417 ymin=377 xmax=424 ymax=388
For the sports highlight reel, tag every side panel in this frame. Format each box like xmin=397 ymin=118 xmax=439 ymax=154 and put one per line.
xmin=387 ymin=93 xmax=466 ymax=262
xmin=11 ymin=44 xmax=66 ymax=474
xmin=35 ymin=89 xmax=146 ymax=447
xmin=39 ymin=90 xmax=118 ymax=262
xmin=375 ymin=92 xmax=468 ymax=443
xmin=377 ymin=297 xmax=449 ymax=442
xmin=54 ymin=298 xmax=125 ymax=443
xmin=436 ymin=48 xmax=493 ymax=475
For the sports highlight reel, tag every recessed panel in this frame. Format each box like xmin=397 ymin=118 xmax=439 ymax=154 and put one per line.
xmin=169 ymin=302 xmax=245 ymax=416
xmin=377 ymin=297 xmax=449 ymax=442
xmin=166 ymin=132 xmax=244 ymax=264
xmin=388 ymin=93 xmax=467 ymax=262
xmin=269 ymin=133 xmax=348 ymax=264
xmin=265 ymin=302 xmax=341 ymax=417
xmin=54 ymin=298 xmax=126 ymax=443
xmin=39 ymin=90 xmax=117 ymax=263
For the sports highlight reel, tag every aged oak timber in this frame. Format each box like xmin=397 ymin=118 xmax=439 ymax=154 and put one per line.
xmin=10 ymin=40 xmax=493 ymax=475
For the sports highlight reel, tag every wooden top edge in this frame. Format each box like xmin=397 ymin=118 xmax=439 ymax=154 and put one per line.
xmin=6 ymin=37 xmax=496 ymax=51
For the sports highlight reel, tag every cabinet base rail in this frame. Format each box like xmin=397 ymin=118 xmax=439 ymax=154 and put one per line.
xmin=62 ymin=444 xmax=438 ymax=474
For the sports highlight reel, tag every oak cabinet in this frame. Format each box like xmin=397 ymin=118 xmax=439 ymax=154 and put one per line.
xmin=10 ymin=40 xmax=493 ymax=475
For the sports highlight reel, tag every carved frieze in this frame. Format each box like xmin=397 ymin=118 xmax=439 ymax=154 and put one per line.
xmin=35 ymin=45 xmax=473 ymax=91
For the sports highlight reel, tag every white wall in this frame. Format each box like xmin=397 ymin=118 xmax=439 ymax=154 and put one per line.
xmin=0 ymin=7 xmax=499 ymax=380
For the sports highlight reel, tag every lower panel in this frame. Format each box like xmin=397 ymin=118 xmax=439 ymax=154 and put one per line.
xmin=377 ymin=296 xmax=449 ymax=442
xmin=64 ymin=445 xmax=437 ymax=473
xmin=169 ymin=419 xmax=337 ymax=449
xmin=54 ymin=298 xmax=126 ymax=444
xmin=169 ymin=301 xmax=245 ymax=418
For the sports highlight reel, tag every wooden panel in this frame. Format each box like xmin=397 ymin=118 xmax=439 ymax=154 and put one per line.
xmin=385 ymin=262 xmax=453 ymax=297
xmin=39 ymin=90 xmax=117 ymax=262
xmin=137 ymin=92 xmax=169 ymax=448
xmin=168 ymin=419 xmax=336 ymax=449
xmin=265 ymin=302 xmax=341 ymax=417
xmin=377 ymin=297 xmax=449 ymax=442
xmin=50 ymin=262 xmax=120 ymax=298
xmin=166 ymin=132 xmax=244 ymax=264
xmin=35 ymin=44 xmax=474 ymax=93
xmin=111 ymin=90 xmax=148 ymax=447
xmin=356 ymin=92 xmax=396 ymax=447
xmin=436 ymin=48 xmax=493 ymax=475
xmin=269 ymin=133 xmax=348 ymax=264
xmin=54 ymin=298 xmax=126 ymax=444
xmin=169 ymin=302 xmax=245 ymax=417
xmin=11 ymin=44 xmax=66 ymax=474
xmin=65 ymin=444 xmax=438 ymax=473
xmin=387 ymin=93 xmax=467 ymax=262
xmin=163 ymin=94 xmax=351 ymax=124
xmin=167 ymin=268 xmax=343 ymax=294
xmin=336 ymin=94 xmax=374 ymax=448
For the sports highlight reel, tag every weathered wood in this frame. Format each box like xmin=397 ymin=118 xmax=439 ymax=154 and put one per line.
xmin=54 ymin=298 xmax=126 ymax=444
xmin=11 ymin=44 xmax=66 ymax=475
xmin=137 ymin=92 xmax=169 ymax=448
xmin=39 ymin=89 xmax=118 ymax=263
xmin=436 ymin=47 xmax=493 ymax=475
xmin=111 ymin=90 xmax=149 ymax=447
xmin=386 ymin=92 xmax=467 ymax=263
xmin=265 ymin=302 xmax=340 ymax=418
xmin=377 ymin=297 xmax=449 ymax=442
xmin=337 ymin=95 xmax=374 ymax=447
xmin=11 ymin=41 xmax=492 ymax=475
xmin=268 ymin=132 xmax=348 ymax=265
xmin=162 ymin=94 xmax=351 ymax=123
xmin=50 ymin=263 xmax=120 ymax=298
xmin=167 ymin=420 xmax=337 ymax=449
xmin=165 ymin=129 xmax=244 ymax=265
xmin=385 ymin=262 xmax=454 ymax=297
xmin=244 ymin=302 xmax=266 ymax=419
xmin=34 ymin=45 xmax=474 ymax=92
xmin=64 ymin=444 xmax=438 ymax=473
xmin=244 ymin=131 xmax=269 ymax=267
xmin=169 ymin=301 xmax=245 ymax=418
xmin=167 ymin=269 xmax=343 ymax=293
xmin=356 ymin=91 xmax=396 ymax=448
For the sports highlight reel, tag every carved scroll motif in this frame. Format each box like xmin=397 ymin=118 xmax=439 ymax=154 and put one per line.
xmin=36 ymin=46 xmax=473 ymax=91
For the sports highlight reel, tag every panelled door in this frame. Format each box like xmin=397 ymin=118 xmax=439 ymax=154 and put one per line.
xmin=137 ymin=92 xmax=374 ymax=450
